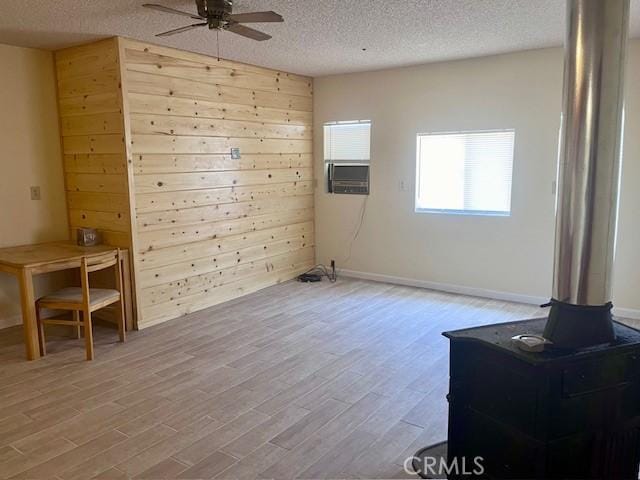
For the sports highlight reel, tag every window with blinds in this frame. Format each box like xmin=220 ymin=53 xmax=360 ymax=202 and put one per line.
xmin=324 ymin=121 xmax=371 ymax=164
xmin=416 ymin=129 xmax=515 ymax=215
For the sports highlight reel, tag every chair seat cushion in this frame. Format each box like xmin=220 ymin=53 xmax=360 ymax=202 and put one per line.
xmin=39 ymin=287 xmax=120 ymax=307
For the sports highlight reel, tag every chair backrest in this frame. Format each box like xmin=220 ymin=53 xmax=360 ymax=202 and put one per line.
xmin=80 ymin=249 xmax=123 ymax=306
xmin=85 ymin=251 xmax=119 ymax=273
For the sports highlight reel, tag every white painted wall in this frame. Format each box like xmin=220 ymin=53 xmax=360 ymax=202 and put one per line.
xmin=313 ymin=42 xmax=640 ymax=316
xmin=0 ymin=44 xmax=69 ymax=329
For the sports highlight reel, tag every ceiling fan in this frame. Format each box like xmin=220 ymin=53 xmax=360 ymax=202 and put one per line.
xmin=143 ymin=0 xmax=283 ymax=41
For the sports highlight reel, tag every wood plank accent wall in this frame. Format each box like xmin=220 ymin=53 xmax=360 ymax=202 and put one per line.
xmin=120 ymin=39 xmax=315 ymax=328
xmin=55 ymin=39 xmax=131 ymax=249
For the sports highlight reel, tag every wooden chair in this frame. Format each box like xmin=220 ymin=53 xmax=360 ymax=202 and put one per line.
xmin=36 ymin=250 xmax=126 ymax=360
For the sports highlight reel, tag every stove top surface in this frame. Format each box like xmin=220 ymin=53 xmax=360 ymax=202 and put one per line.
xmin=444 ymin=317 xmax=640 ymax=364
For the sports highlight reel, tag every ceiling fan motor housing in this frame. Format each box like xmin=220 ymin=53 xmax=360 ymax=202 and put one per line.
xmin=196 ymin=0 xmax=233 ymax=28
xmin=145 ymin=1 xmax=279 ymax=41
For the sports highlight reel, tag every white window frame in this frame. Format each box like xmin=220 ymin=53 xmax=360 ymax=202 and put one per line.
xmin=415 ymin=129 xmax=515 ymax=217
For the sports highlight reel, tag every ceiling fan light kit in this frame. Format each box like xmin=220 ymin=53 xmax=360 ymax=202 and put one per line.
xmin=143 ymin=0 xmax=283 ymax=41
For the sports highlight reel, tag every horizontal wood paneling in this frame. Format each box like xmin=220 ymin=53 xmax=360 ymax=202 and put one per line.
xmin=55 ymin=38 xmax=120 ymax=80
xmin=61 ymin=112 xmax=124 ymax=136
xmin=140 ymin=232 xmax=310 ymax=288
xmin=64 ymin=154 xmax=127 ymax=175
xmin=136 ymin=195 xmax=313 ymax=231
xmin=69 ymin=228 xmax=130 ymax=250
xmin=123 ymin=39 xmax=312 ymax=93
xmin=135 ymin=181 xmax=313 ymax=213
xmin=121 ymin=38 xmax=315 ymax=327
xmin=63 ymin=134 xmax=125 ymax=155
xmin=57 ymin=70 xmax=121 ymax=99
xmin=55 ymin=38 xmax=132 ymax=248
xmin=140 ymin=246 xmax=314 ymax=307
xmin=133 ymin=153 xmax=312 ymax=174
xmin=141 ymin=260 xmax=311 ymax=327
xmin=131 ymin=134 xmax=312 ymax=155
xmin=126 ymin=70 xmax=312 ymax=113
xmin=128 ymin=92 xmax=312 ymax=126
xmin=69 ymin=209 xmax=130 ymax=231
xmin=135 ymin=168 xmax=312 ymax=194
xmin=138 ymin=221 xmax=314 ymax=269
xmin=137 ymin=208 xmax=314 ymax=252
xmin=58 ymin=92 xmax=122 ymax=117
xmin=125 ymin=48 xmax=312 ymax=98
xmin=67 ymin=191 xmax=129 ymax=213
xmin=65 ymin=173 xmax=129 ymax=194
xmin=130 ymin=113 xmax=311 ymax=140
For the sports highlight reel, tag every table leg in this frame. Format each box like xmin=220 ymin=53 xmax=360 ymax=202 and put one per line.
xmin=18 ymin=269 xmax=40 ymax=360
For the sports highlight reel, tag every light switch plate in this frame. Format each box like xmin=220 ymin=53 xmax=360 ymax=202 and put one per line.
xmin=231 ymin=148 xmax=241 ymax=160
xmin=30 ymin=186 xmax=41 ymax=200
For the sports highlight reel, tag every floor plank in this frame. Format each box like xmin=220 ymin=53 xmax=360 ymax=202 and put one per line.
xmin=0 ymin=277 xmax=543 ymax=479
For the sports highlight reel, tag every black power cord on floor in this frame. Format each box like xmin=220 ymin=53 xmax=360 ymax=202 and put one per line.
xmin=299 ymin=196 xmax=368 ymax=284
xmin=297 ymin=263 xmax=337 ymax=283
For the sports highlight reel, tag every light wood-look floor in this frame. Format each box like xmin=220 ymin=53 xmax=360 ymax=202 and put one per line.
xmin=0 ymin=278 xmax=543 ymax=479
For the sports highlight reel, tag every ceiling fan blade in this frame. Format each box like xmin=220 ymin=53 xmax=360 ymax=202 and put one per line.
xmin=143 ymin=4 xmax=204 ymax=20
xmin=156 ymin=22 xmax=208 ymax=37
xmin=227 ymin=11 xmax=284 ymax=23
xmin=226 ymin=23 xmax=272 ymax=41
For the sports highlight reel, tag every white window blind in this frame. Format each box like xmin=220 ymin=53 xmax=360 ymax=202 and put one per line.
xmin=324 ymin=121 xmax=371 ymax=163
xmin=416 ymin=130 xmax=515 ymax=215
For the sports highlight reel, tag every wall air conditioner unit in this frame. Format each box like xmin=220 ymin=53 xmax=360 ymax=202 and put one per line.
xmin=328 ymin=164 xmax=370 ymax=195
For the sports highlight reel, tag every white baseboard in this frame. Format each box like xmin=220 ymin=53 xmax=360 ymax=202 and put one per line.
xmin=613 ymin=308 xmax=640 ymax=321
xmin=339 ymin=268 xmax=548 ymax=305
xmin=338 ymin=268 xmax=640 ymax=320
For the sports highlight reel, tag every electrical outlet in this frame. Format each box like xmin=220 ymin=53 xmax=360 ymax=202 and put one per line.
xmin=230 ymin=148 xmax=241 ymax=160
xmin=399 ymin=180 xmax=409 ymax=192
xmin=30 ymin=186 xmax=41 ymax=200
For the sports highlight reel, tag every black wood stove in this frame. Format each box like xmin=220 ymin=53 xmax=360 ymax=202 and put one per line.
xmin=443 ymin=319 xmax=640 ymax=479
xmin=412 ymin=1 xmax=640 ymax=478
xmin=412 ymin=319 xmax=640 ymax=480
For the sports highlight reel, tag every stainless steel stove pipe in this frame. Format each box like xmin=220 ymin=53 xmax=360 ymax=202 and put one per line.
xmin=552 ymin=0 xmax=629 ymax=306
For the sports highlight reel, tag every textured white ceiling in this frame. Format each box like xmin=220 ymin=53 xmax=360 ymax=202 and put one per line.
xmin=0 ymin=0 xmax=639 ymax=77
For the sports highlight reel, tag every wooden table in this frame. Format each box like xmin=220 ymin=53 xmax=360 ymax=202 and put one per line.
xmin=0 ymin=242 xmax=133 ymax=360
